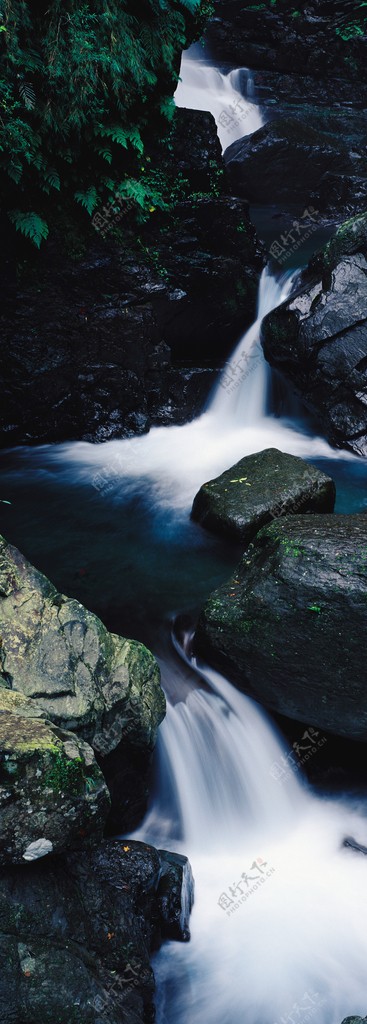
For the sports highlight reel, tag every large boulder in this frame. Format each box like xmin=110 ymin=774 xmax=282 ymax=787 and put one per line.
xmin=0 ymin=839 xmax=193 ymax=1024
xmin=0 ymin=534 xmax=165 ymax=830
xmin=224 ymin=116 xmax=362 ymax=207
xmin=195 ymin=514 xmax=367 ymax=740
xmin=191 ymin=448 xmax=335 ymax=544
xmin=261 ymin=220 xmax=367 ymax=455
xmin=0 ymin=689 xmax=110 ymax=865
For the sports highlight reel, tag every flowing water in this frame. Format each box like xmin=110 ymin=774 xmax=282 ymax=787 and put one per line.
xmin=174 ymin=44 xmax=263 ymax=149
xmin=1 ymin=44 xmax=367 ymax=1024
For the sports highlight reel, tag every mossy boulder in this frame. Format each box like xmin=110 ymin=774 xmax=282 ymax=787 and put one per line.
xmin=0 ymin=689 xmax=109 ymax=865
xmin=191 ymin=449 xmax=335 ymax=544
xmin=0 ymin=534 xmax=165 ymax=829
xmin=195 ymin=514 xmax=367 ymax=739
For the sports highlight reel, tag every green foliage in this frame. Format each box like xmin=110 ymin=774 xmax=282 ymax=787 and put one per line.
xmin=8 ymin=209 xmax=49 ymax=247
xmin=0 ymin=0 xmax=209 ymax=247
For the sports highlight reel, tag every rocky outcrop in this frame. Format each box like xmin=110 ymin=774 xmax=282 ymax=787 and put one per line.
xmin=195 ymin=513 xmax=367 ymax=740
xmin=0 ymin=839 xmax=193 ymax=1024
xmin=0 ymin=534 xmax=165 ymax=830
xmin=261 ymin=216 xmax=367 ymax=455
xmin=206 ymin=1 xmax=367 ymax=89
xmin=0 ymin=689 xmax=110 ymax=865
xmin=224 ymin=115 xmax=366 ymax=212
xmin=191 ymin=448 xmax=335 ymax=544
xmin=340 ymin=1019 xmax=367 ymax=1024
xmin=1 ymin=108 xmax=264 ymax=447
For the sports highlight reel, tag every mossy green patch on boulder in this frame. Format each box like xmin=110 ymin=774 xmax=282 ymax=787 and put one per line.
xmin=195 ymin=513 xmax=367 ymax=739
xmin=0 ymin=689 xmax=109 ymax=865
xmin=0 ymin=534 xmax=165 ymax=830
xmin=191 ymin=448 xmax=335 ymax=544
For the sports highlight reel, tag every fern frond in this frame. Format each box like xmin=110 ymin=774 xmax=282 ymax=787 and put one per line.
xmin=74 ymin=187 xmax=99 ymax=215
xmin=18 ymin=81 xmax=36 ymax=110
xmin=8 ymin=210 xmax=49 ymax=249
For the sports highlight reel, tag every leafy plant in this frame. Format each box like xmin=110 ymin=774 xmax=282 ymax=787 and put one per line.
xmin=0 ymin=0 xmax=210 ymax=247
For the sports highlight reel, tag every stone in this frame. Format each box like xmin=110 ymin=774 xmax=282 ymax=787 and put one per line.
xmin=195 ymin=514 xmax=367 ymax=740
xmin=0 ymin=689 xmax=110 ymax=865
xmin=224 ymin=116 xmax=360 ymax=206
xmin=261 ymin=232 xmax=367 ymax=455
xmin=157 ymin=850 xmax=195 ymax=942
xmin=0 ymin=534 xmax=165 ymax=830
xmin=191 ymin=448 xmax=335 ymax=544
xmin=0 ymin=838 xmax=193 ymax=1024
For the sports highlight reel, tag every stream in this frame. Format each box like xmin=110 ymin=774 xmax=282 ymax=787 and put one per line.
xmin=2 ymin=46 xmax=367 ymax=1024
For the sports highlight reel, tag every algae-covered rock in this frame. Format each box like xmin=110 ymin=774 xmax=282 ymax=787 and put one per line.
xmin=0 ymin=534 xmax=165 ymax=829
xmin=195 ymin=514 xmax=367 ymax=739
xmin=191 ymin=449 xmax=335 ymax=544
xmin=0 ymin=689 xmax=109 ymax=865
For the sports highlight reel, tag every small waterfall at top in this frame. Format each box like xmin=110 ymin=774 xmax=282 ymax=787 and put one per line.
xmin=132 ymin=637 xmax=367 ymax=1024
xmin=174 ymin=44 xmax=263 ymax=149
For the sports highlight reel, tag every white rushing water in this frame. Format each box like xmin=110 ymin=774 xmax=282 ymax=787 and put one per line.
xmin=174 ymin=45 xmax=263 ymax=149
xmin=40 ymin=265 xmax=353 ymax=513
xmin=133 ymin=649 xmax=367 ymax=1024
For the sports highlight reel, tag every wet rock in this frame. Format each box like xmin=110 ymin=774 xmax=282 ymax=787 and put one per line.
xmin=0 ymin=534 xmax=165 ymax=830
xmin=0 ymin=689 xmax=110 ymax=865
xmin=191 ymin=448 xmax=335 ymax=544
xmin=224 ymin=116 xmax=362 ymax=207
xmin=0 ymin=838 xmax=193 ymax=1024
xmin=195 ymin=514 xmax=367 ymax=740
xmin=261 ymin=218 xmax=367 ymax=455
xmin=157 ymin=850 xmax=195 ymax=941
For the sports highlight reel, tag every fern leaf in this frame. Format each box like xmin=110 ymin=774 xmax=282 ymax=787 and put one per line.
xmin=96 ymin=125 xmax=129 ymax=148
xmin=127 ymin=127 xmax=144 ymax=154
xmin=8 ymin=210 xmax=49 ymax=249
xmin=94 ymin=145 xmax=113 ymax=164
xmin=19 ymin=81 xmax=36 ymax=111
xmin=43 ymin=167 xmax=60 ymax=190
xmin=74 ymin=187 xmax=98 ymax=215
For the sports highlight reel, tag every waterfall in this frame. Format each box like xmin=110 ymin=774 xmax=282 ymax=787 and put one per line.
xmin=132 ymin=640 xmax=367 ymax=1024
xmin=174 ymin=45 xmax=263 ymax=149
xmin=30 ymin=265 xmax=353 ymax=514
xmin=207 ymin=265 xmax=298 ymax=424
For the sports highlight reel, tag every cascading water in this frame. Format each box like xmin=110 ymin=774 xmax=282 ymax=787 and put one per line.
xmin=2 ymin=37 xmax=367 ymax=1024
xmin=133 ymin=640 xmax=367 ymax=1024
xmin=43 ymin=266 xmax=351 ymax=515
xmin=174 ymin=45 xmax=263 ymax=149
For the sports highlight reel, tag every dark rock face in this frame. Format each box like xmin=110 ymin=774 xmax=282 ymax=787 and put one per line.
xmin=0 ymin=534 xmax=165 ymax=832
xmin=0 ymin=839 xmax=192 ymax=1024
xmin=206 ymin=1 xmax=367 ymax=87
xmin=224 ymin=115 xmax=365 ymax=210
xmin=261 ymin=226 xmax=367 ymax=455
xmin=191 ymin=448 xmax=335 ymax=544
xmin=0 ymin=108 xmax=264 ymax=447
xmin=195 ymin=514 xmax=367 ymax=740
